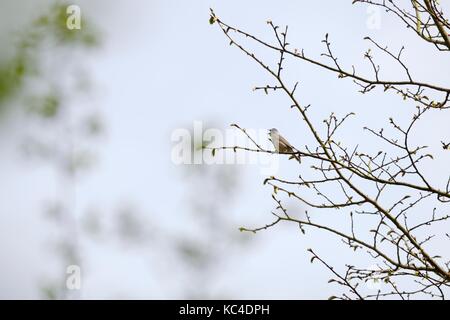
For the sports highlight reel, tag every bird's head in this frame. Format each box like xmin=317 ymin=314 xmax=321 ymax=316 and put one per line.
xmin=269 ymin=128 xmax=278 ymax=134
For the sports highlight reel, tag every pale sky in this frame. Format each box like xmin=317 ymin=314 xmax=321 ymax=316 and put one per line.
xmin=0 ymin=0 xmax=449 ymax=299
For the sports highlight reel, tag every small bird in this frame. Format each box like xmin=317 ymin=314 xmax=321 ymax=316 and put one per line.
xmin=268 ymin=128 xmax=301 ymax=162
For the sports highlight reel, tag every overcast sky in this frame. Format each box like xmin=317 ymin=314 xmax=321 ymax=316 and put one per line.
xmin=0 ymin=0 xmax=449 ymax=299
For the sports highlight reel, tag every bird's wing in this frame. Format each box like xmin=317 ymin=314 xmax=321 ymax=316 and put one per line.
xmin=278 ymin=134 xmax=296 ymax=150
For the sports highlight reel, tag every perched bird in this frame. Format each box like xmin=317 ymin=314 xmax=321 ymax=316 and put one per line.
xmin=268 ymin=128 xmax=301 ymax=162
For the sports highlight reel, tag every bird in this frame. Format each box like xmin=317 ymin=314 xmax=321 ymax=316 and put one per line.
xmin=268 ymin=128 xmax=301 ymax=163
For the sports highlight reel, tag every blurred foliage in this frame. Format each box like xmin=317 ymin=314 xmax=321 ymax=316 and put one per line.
xmin=0 ymin=52 xmax=28 ymax=109
xmin=116 ymin=207 xmax=149 ymax=243
xmin=27 ymin=93 xmax=61 ymax=118
xmin=40 ymin=285 xmax=59 ymax=300
xmin=0 ymin=2 xmax=102 ymax=300
xmin=0 ymin=2 xmax=98 ymax=116
xmin=1 ymin=2 xmax=251 ymax=300
xmin=78 ymin=122 xmax=251 ymax=298
xmin=171 ymin=123 xmax=251 ymax=298
xmin=34 ymin=3 xmax=98 ymax=47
